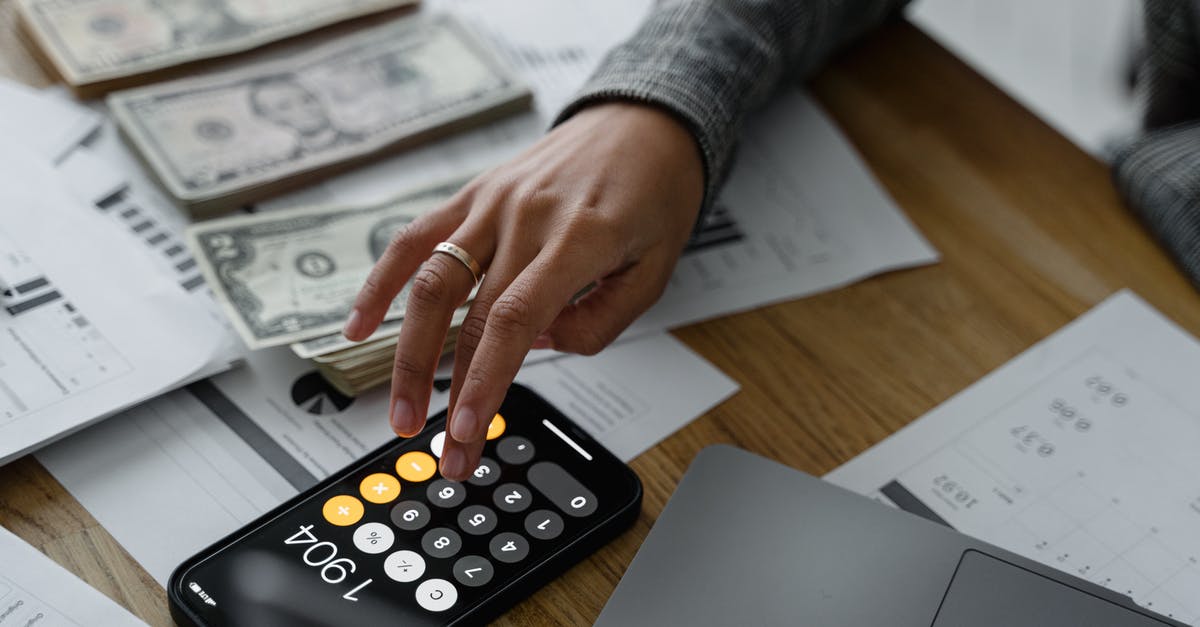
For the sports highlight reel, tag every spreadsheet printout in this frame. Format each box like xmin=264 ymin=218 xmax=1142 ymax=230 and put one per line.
xmin=828 ymin=291 xmax=1200 ymax=624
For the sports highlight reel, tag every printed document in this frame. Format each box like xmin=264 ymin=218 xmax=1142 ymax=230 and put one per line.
xmin=0 ymin=152 xmax=225 ymax=464
xmin=0 ymin=526 xmax=145 ymax=626
xmin=828 ymin=291 xmax=1200 ymax=624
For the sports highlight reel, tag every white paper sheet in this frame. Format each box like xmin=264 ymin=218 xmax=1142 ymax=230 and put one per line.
xmin=38 ymin=333 xmax=737 ymax=584
xmin=0 ymin=526 xmax=145 ymax=627
xmin=909 ymin=0 xmax=1141 ymax=159
xmin=624 ymin=88 xmax=939 ymax=337
xmin=0 ymin=80 xmax=100 ymax=162
xmin=56 ymin=123 xmax=244 ymax=374
xmin=0 ymin=152 xmax=225 ymax=464
xmin=828 ymin=291 xmax=1200 ymax=624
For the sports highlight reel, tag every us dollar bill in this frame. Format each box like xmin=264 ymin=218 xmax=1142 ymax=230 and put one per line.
xmin=109 ymin=14 xmax=530 ymax=215
xmin=16 ymin=0 xmax=417 ymax=94
xmin=186 ymin=177 xmax=467 ymax=350
xmin=292 ymin=304 xmax=468 ymax=360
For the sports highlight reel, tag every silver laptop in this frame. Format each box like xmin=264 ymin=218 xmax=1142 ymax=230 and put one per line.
xmin=597 ymin=446 xmax=1182 ymax=626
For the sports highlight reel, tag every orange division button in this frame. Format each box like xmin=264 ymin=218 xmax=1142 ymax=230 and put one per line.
xmin=322 ymin=495 xmax=364 ymax=526
xmin=486 ymin=414 xmax=506 ymax=440
xmin=360 ymin=473 xmax=402 ymax=504
xmin=396 ymin=451 xmax=437 ymax=483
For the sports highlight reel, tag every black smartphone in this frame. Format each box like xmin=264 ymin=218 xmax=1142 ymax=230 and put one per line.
xmin=168 ymin=384 xmax=642 ymax=626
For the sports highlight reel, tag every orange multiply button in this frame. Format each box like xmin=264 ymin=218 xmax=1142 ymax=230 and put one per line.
xmin=397 ymin=451 xmax=437 ymax=482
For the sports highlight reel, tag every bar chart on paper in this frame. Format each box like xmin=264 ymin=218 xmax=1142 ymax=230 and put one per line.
xmin=0 ymin=231 xmax=132 ymax=426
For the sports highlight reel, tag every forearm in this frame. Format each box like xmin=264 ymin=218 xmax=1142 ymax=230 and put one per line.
xmin=557 ymin=0 xmax=911 ymax=212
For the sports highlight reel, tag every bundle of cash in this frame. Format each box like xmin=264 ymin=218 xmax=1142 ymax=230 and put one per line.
xmin=299 ymin=308 xmax=467 ymax=397
xmin=187 ymin=176 xmax=471 ymax=396
xmin=16 ymin=0 xmax=418 ymax=96
xmin=109 ymin=13 xmax=531 ymax=215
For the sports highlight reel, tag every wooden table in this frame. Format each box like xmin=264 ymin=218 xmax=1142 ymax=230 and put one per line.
xmin=3 ymin=5 xmax=1200 ymax=625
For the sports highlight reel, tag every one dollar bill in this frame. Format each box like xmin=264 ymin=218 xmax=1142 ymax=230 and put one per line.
xmin=16 ymin=0 xmax=418 ymax=95
xmin=109 ymin=14 xmax=530 ymax=215
xmin=186 ymin=176 xmax=468 ymax=350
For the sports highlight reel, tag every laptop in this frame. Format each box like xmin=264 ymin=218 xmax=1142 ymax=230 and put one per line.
xmin=596 ymin=445 xmax=1182 ymax=626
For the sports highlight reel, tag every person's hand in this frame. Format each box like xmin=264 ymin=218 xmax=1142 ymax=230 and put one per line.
xmin=343 ymin=102 xmax=705 ymax=480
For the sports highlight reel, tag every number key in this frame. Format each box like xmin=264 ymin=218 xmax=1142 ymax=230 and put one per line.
xmin=524 ymin=510 xmax=564 ymax=540
xmin=527 ymin=461 xmax=597 ymax=517
xmin=427 ymin=479 xmax=466 ymax=508
xmin=493 ymin=483 xmax=532 ymax=513
xmin=390 ymin=500 xmax=431 ymax=531
xmin=421 ymin=527 xmax=462 ymax=559
xmin=452 ymin=555 xmax=495 ymax=587
xmin=488 ymin=532 xmax=530 ymax=563
xmin=457 ymin=505 xmax=498 ymax=536
xmin=467 ymin=457 xmax=500 ymax=487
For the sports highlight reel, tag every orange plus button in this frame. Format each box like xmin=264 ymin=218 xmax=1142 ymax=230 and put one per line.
xmin=486 ymin=414 xmax=506 ymax=440
xmin=396 ymin=451 xmax=437 ymax=483
xmin=322 ymin=495 xmax=364 ymax=526
xmin=360 ymin=473 xmax=401 ymax=504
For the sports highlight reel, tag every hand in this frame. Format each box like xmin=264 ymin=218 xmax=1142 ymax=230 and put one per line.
xmin=343 ymin=102 xmax=705 ymax=480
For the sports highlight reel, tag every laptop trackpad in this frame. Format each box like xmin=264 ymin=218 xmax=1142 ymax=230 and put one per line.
xmin=932 ymin=551 xmax=1172 ymax=626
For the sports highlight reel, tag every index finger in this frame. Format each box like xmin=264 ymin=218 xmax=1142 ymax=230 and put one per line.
xmin=343 ymin=192 xmax=472 ymax=341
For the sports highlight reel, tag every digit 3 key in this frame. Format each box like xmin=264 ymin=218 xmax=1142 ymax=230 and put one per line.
xmin=168 ymin=384 xmax=643 ymax=626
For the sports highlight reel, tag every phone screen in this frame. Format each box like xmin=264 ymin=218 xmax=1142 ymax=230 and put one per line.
xmin=170 ymin=387 xmax=640 ymax=626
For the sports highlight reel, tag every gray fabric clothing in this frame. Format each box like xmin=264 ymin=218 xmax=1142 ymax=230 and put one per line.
xmin=1114 ymin=123 xmax=1200 ymax=289
xmin=560 ymin=0 xmax=1200 ymax=289
xmin=556 ymin=0 xmax=910 ymax=216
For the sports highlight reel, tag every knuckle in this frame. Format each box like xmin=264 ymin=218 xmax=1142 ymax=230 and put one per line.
xmin=563 ymin=206 xmax=622 ymax=244
xmin=456 ymin=313 xmax=488 ymax=352
xmin=461 ymin=370 xmax=494 ymax=398
xmin=488 ymin=291 xmax=536 ymax=338
xmin=387 ymin=220 xmax=423 ymax=251
xmin=392 ymin=354 xmax=426 ymax=379
xmin=409 ymin=263 xmax=451 ymax=309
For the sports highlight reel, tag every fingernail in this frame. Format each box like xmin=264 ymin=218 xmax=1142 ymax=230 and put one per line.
xmin=342 ymin=308 xmax=364 ymax=340
xmin=531 ymin=333 xmax=553 ymax=350
xmin=391 ymin=398 xmax=416 ymax=435
xmin=440 ymin=446 xmax=467 ymax=479
xmin=450 ymin=406 xmax=479 ymax=442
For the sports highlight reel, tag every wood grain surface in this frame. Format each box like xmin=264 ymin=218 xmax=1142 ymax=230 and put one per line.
xmin=2 ymin=6 xmax=1199 ymax=626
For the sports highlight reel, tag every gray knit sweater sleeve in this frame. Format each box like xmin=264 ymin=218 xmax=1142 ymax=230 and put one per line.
xmin=556 ymin=0 xmax=910 ymax=211
xmin=1114 ymin=0 xmax=1200 ymax=289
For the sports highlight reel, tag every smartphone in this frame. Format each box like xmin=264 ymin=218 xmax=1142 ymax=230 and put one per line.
xmin=168 ymin=384 xmax=642 ymax=626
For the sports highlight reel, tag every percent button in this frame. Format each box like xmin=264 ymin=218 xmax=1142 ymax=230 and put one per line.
xmin=352 ymin=522 xmax=394 ymax=554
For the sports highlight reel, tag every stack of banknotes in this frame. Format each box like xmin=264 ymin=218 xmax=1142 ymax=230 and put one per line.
xmin=19 ymin=1 xmax=532 ymax=216
xmin=188 ymin=177 xmax=473 ymax=396
xmin=16 ymin=0 xmax=419 ymax=95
